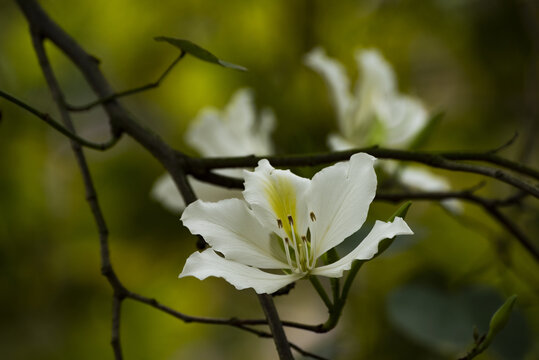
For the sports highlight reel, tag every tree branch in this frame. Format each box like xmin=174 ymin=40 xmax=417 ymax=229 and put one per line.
xmin=0 ymin=89 xmax=120 ymax=150
xmin=15 ymin=0 xmax=195 ymax=207
xmin=125 ymin=291 xmax=324 ymax=359
xmin=29 ymin=26 xmax=127 ymax=359
xmin=66 ymin=51 xmax=186 ymax=111
xmin=187 ymin=148 xmax=539 ymax=197
xmin=257 ymin=294 xmax=295 ymax=360
xmin=374 ymin=191 xmax=538 ymax=261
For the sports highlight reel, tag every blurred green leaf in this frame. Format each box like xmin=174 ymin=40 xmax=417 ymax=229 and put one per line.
xmin=154 ymin=37 xmax=247 ymax=71
xmin=409 ymin=111 xmax=444 ymax=150
xmin=483 ymin=294 xmax=518 ymax=348
xmin=387 ymin=284 xmax=530 ymax=358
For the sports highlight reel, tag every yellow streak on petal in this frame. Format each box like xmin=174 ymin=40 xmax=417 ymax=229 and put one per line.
xmin=263 ymin=174 xmax=297 ymax=237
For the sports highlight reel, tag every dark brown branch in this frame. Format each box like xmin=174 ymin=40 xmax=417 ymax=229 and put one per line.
xmin=187 ymin=148 xmax=539 ymax=197
xmin=16 ymin=3 xmax=299 ymax=359
xmin=29 ymin=27 xmax=127 ymax=359
xmin=66 ymin=51 xmax=186 ymax=111
xmin=125 ymin=291 xmax=325 ymax=360
xmin=187 ymin=166 xmax=539 ymax=261
xmin=374 ymin=191 xmax=538 ymax=261
xmin=15 ymin=0 xmax=195 ymax=207
xmin=111 ymin=295 xmax=124 ymax=360
xmin=257 ymin=294 xmax=295 ymax=360
xmin=0 ymin=89 xmax=120 ymax=150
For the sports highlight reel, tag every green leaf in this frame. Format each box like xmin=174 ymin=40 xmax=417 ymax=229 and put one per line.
xmin=388 ymin=201 xmax=412 ymax=222
xmin=154 ymin=37 xmax=247 ymax=71
xmin=483 ymin=294 xmax=518 ymax=349
xmin=409 ymin=111 xmax=444 ymax=150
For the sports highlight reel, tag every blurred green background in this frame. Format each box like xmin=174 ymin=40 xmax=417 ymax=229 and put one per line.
xmin=0 ymin=0 xmax=538 ymax=359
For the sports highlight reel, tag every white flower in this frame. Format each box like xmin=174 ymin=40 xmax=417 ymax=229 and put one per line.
xmin=179 ymin=153 xmax=413 ymax=294
xmin=395 ymin=165 xmax=462 ymax=213
xmin=305 ymin=48 xmax=461 ymax=212
xmin=151 ymin=89 xmax=275 ymax=212
xmin=305 ymin=47 xmax=427 ymax=150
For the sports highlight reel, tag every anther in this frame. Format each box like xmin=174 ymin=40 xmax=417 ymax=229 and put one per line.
xmin=284 ymin=237 xmax=289 ymax=243
xmin=301 ymin=235 xmax=309 ymax=243
xmin=277 ymin=219 xmax=283 ymax=228
xmin=310 ymin=212 xmax=316 ymax=222
xmin=287 ymin=215 xmax=294 ymax=226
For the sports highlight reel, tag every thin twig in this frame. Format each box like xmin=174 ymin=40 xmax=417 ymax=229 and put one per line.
xmin=374 ymin=191 xmax=538 ymax=261
xmin=67 ymin=51 xmax=186 ymax=111
xmin=0 ymin=89 xmax=120 ymax=150
xmin=487 ymin=132 xmax=519 ymax=154
xmin=29 ymin=28 xmax=127 ymax=359
xmin=15 ymin=0 xmax=199 ymax=220
xmin=125 ymin=291 xmax=325 ymax=359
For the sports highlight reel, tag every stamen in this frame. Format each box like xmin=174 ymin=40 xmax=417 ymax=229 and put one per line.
xmin=301 ymin=235 xmax=312 ymax=269
xmin=287 ymin=215 xmax=302 ymax=273
xmin=282 ymin=237 xmax=294 ymax=271
xmin=287 ymin=215 xmax=294 ymax=226
xmin=277 ymin=219 xmax=283 ymax=228
xmin=310 ymin=212 xmax=316 ymax=222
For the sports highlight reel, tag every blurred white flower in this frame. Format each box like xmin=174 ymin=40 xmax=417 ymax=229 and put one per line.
xmin=179 ymin=153 xmax=413 ymax=294
xmin=151 ymin=89 xmax=275 ymax=212
xmin=305 ymin=47 xmax=427 ymax=149
xmin=305 ymin=48 xmax=461 ymax=212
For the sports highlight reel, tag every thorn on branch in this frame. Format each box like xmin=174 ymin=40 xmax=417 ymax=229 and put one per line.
xmin=488 ymin=132 xmax=519 ymax=154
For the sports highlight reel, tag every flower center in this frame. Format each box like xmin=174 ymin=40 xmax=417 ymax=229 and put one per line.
xmin=276 ymin=213 xmax=315 ymax=273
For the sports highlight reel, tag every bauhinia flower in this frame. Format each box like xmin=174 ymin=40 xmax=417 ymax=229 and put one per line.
xmin=305 ymin=47 xmax=427 ymax=150
xmin=179 ymin=153 xmax=413 ymax=294
xmin=151 ymin=88 xmax=275 ymax=212
xmin=305 ymin=47 xmax=461 ymax=213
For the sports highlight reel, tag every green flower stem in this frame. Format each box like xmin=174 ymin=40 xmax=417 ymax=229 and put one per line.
xmin=309 ymin=276 xmax=333 ymax=309
xmin=340 ymin=260 xmax=364 ymax=307
xmin=319 ymin=260 xmax=364 ymax=332
xmin=321 ymin=202 xmax=412 ymax=332
xmin=325 ymin=248 xmax=341 ymax=303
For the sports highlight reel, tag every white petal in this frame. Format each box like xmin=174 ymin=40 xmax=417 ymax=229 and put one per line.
xmin=356 ymin=49 xmax=396 ymax=99
xmin=224 ymin=88 xmax=256 ymax=134
xmin=151 ymin=174 xmax=244 ymax=213
xmin=255 ymin=108 xmax=276 ymax=155
xmin=185 ymin=89 xmax=274 ymax=157
xmin=346 ymin=49 xmax=397 ymax=146
xmin=375 ymin=96 xmax=427 ymax=148
xmin=186 ymin=109 xmax=246 ymax=157
xmin=179 ymin=249 xmax=303 ymax=294
xmin=398 ymin=166 xmax=462 ymax=213
xmin=305 ymin=47 xmax=352 ymax=133
xmin=181 ymin=199 xmax=288 ymax=269
xmin=151 ymin=174 xmax=186 ymax=213
xmin=308 ymin=153 xmax=377 ymax=259
xmin=243 ymin=159 xmax=310 ymax=238
xmin=311 ymin=217 xmax=413 ymax=278
xmin=399 ymin=166 xmax=450 ymax=192
xmin=327 ymin=133 xmax=356 ymax=151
